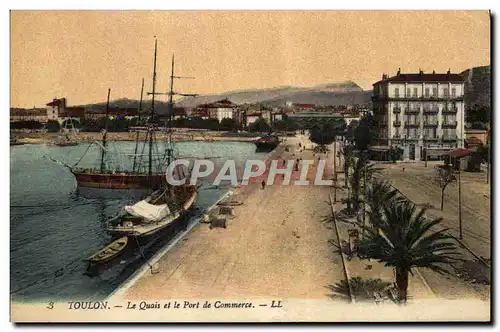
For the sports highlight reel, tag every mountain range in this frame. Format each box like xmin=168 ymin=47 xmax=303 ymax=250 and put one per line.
xmin=74 ymin=80 xmax=371 ymax=113
xmin=11 ymin=66 xmax=490 ymax=113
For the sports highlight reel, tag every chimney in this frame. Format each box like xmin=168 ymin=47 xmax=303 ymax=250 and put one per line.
xmin=397 ymin=68 xmax=401 ymax=76
xmin=432 ymin=70 xmax=436 ymax=74
xmin=419 ymin=69 xmax=424 ymax=75
xmin=382 ymin=73 xmax=388 ymax=80
xmin=447 ymin=68 xmax=451 ymax=75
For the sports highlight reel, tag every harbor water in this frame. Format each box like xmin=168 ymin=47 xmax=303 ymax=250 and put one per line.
xmin=10 ymin=141 xmax=266 ymax=302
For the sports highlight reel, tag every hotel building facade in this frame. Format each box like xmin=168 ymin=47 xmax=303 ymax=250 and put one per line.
xmin=371 ymin=69 xmax=465 ymax=160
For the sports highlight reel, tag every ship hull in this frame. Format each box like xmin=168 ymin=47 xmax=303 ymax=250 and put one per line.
xmin=255 ymin=142 xmax=279 ymax=152
xmin=107 ymin=186 xmax=198 ymax=238
xmin=72 ymin=171 xmax=165 ymax=190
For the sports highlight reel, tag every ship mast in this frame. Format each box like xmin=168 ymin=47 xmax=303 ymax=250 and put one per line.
xmin=148 ymin=49 xmax=198 ymax=176
xmin=132 ymin=78 xmax=144 ymax=172
xmin=100 ymin=88 xmax=111 ymax=173
xmin=147 ymin=39 xmax=158 ymax=178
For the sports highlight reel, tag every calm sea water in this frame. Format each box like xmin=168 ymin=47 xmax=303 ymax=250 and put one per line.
xmin=10 ymin=141 xmax=265 ymax=302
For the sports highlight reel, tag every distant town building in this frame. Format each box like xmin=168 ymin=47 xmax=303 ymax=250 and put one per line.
xmin=292 ymin=103 xmax=315 ymax=112
xmin=287 ymin=111 xmax=344 ymax=129
xmin=10 ymin=108 xmax=48 ymax=123
xmin=371 ymin=69 xmax=465 ymax=161
xmin=46 ymin=97 xmax=85 ymax=121
xmin=197 ymin=99 xmax=236 ymax=122
xmin=85 ymin=107 xmax=137 ymax=120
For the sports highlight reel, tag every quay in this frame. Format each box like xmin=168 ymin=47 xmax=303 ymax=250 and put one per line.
xmin=110 ymin=137 xmax=346 ymax=301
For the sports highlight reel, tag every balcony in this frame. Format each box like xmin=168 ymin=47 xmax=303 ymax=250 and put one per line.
xmin=442 ymin=108 xmax=458 ymax=114
xmin=441 ymin=121 xmax=457 ymax=128
xmin=393 ymin=107 xmax=401 ymax=114
xmin=424 ymin=136 xmax=439 ymax=141
xmin=372 ymin=94 xmax=463 ymax=102
xmin=423 ymin=122 xmax=439 ymax=127
xmin=442 ymin=136 xmax=458 ymax=142
xmin=423 ymin=108 xmax=439 ymax=115
xmin=404 ymin=122 xmax=420 ymax=127
xmin=405 ymin=108 xmax=420 ymax=115
xmin=393 ymin=120 xmax=401 ymax=127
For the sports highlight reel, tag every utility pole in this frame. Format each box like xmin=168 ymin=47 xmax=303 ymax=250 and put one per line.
xmin=362 ymin=152 xmax=367 ymax=239
xmin=487 ymin=121 xmax=490 ymax=184
xmin=458 ymin=163 xmax=463 ymax=240
xmin=333 ymin=136 xmax=337 ymax=202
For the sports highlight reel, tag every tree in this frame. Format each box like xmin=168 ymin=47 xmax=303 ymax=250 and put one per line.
xmin=46 ymin=120 xmax=60 ymax=133
xmin=272 ymin=119 xmax=298 ymax=132
xmin=339 ymin=143 xmax=355 ymax=187
xmin=354 ymin=113 xmax=375 ymax=151
xmin=345 ymin=120 xmax=359 ymax=143
xmin=358 ymin=199 xmax=460 ymax=303
xmin=348 ymin=155 xmax=380 ymax=213
xmin=309 ymin=119 xmax=346 ymax=146
xmin=248 ymin=118 xmax=271 ymax=133
xmin=364 ymin=179 xmax=399 ymax=228
xmin=220 ymin=117 xmax=237 ymax=131
xmin=434 ymin=165 xmax=456 ymax=211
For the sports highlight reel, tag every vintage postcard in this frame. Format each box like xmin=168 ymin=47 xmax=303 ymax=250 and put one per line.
xmin=10 ymin=10 xmax=491 ymax=323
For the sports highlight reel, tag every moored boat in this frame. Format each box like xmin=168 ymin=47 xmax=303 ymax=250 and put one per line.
xmin=86 ymin=236 xmax=128 ymax=267
xmin=106 ymin=185 xmax=197 ymax=237
xmin=254 ymin=135 xmax=279 ymax=152
xmin=10 ymin=138 xmax=24 ymax=146
xmin=71 ymin=170 xmax=165 ymax=190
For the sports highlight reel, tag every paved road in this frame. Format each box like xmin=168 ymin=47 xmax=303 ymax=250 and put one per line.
xmin=117 ymin=141 xmax=346 ymax=300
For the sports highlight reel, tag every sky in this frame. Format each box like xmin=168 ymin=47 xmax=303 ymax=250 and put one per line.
xmin=10 ymin=10 xmax=490 ymax=108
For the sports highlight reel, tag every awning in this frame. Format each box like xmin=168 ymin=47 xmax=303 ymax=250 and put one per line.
xmin=443 ymin=148 xmax=474 ymax=158
xmin=425 ymin=149 xmax=451 ymax=157
xmin=369 ymin=146 xmax=390 ymax=151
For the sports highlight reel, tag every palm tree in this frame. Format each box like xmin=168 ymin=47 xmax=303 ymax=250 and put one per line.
xmin=339 ymin=143 xmax=355 ymax=187
xmin=358 ymin=199 xmax=461 ymax=304
xmin=364 ymin=179 xmax=399 ymax=228
xmin=349 ymin=156 xmax=380 ymax=213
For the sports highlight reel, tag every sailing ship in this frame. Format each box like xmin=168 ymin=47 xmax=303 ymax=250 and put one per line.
xmin=106 ymin=40 xmax=198 ymax=237
xmin=68 ymin=42 xmax=171 ymax=190
xmin=106 ymin=185 xmax=197 ymax=237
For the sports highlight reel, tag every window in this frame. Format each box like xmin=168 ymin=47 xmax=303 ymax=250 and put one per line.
xmin=452 ymin=88 xmax=456 ymax=97
xmin=407 ymin=88 xmax=411 ymax=97
xmin=413 ymin=88 xmax=418 ymax=97
xmin=432 ymin=88 xmax=437 ymax=97
xmin=394 ymin=88 xmax=400 ymax=98
xmin=443 ymin=88 xmax=449 ymax=97
xmin=425 ymin=88 xmax=430 ymax=97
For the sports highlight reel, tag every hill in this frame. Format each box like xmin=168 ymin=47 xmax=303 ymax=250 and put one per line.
xmin=174 ymin=80 xmax=370 ymax=107
xmin=460 ymin=65 xmax=490 ymax=109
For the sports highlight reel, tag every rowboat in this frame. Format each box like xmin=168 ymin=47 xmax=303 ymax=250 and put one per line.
xmin=86 ymin=236 xmax=128 ymax=267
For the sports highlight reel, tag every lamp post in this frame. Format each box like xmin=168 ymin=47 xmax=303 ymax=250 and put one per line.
xmin=458 ymin=159 xmax=463 ymax=240
xmin=333 ymin=136 xmax=337 ymax=202
xmin=362 ymin=151 xmax=368 ymax=239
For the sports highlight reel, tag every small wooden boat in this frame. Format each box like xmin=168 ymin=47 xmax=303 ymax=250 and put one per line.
xmin=86 ymin=236 xmax=128 ymax=267
xmin=10 ymin=138 xmax=24 ymax=146
xmin=55 ymin=140 xmax=79 ymax=147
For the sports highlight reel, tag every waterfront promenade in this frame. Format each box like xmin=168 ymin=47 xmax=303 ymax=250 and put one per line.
xmin=113 ymin=139 xmax=346 ymax=301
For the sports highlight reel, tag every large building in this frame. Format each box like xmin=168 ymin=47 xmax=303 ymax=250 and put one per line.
xmin=197 ymin=99 xmax=236 ymax=122
xmin=372 ymin=69 xmax=465 ymax=160
xmin=46 ymin=98 xmax=85 ymax=121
